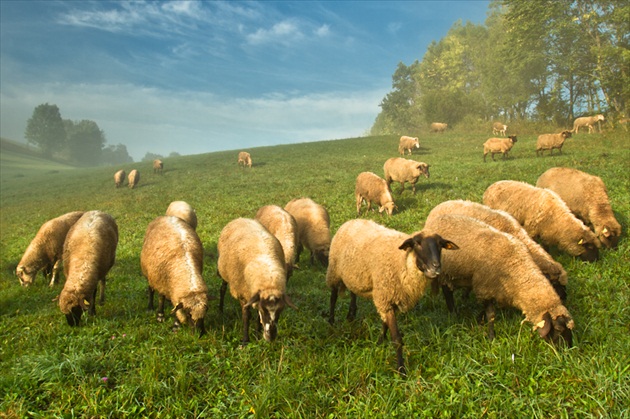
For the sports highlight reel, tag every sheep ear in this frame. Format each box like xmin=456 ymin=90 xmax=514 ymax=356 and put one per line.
xmin=441 ymin=239 xmax=459 ymax=250
xmin=284 ymin=294 xmax=298 ymax=311
xmin=170 ymin=302 xmax=183 ymax=314
xmin=535 ymin=313 xmax=553 ymax=338
xmin=244 ymin=293 xmax=260 ymax=308
xmin=601 ymin=227 xmax=610 ymax=237
xmin=399 ymin=237 xmax=417 ymax=251
xmin=578 ymin=238 xmax=584 ymax=245
xmin=80 ymin=299 xmax=90 ymax=310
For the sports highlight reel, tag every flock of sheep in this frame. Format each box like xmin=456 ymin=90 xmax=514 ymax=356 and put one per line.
xmin=15 ymin=120 xmax=621 ymax=375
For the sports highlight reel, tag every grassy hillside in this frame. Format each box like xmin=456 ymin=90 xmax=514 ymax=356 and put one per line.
xmin=1 ymin=130 xmax=629 ymax=417
xmin=1 ymin=137 xmax=76 ymax=179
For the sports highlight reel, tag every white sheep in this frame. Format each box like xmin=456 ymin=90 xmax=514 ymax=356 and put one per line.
xmin=355 ymin=172 xmax=396 ymax=216
xmin=326 ymin=219 xmax=458 ymax=375
xmin=165 ymin=200 xmax=198 ymax=231
xmin=483 ymin=180 xmax=600 ymax=261
xmin=572 ymin=114 xmax=605 ymax=134
xmin=483 ymin=136 xmax=518 ymax=162
xmin=537 ymin=167 xmax=622 ymax=249
xmin=536 ymin=131 xmax=572 ymax=156
xmin=128 ymin=169 xmax=140 ymax=189
xmin=153 ymin=159 xmax=163 ymax=174
xmin=492 ymin=122 xmax=507 ymax=136
xmin=398 ymin=136 xmax=420 ymax=155
xmin=16 ymin=211 xmax=85 ymax=287
xmin=255 ymin=205 xmax=299 ymax=279
xmin=59 ymin=211 xmax=118 ymax=326
xmin=383 ymin=158 xmax=430 ymax=195
xmin=430 ymin=122 xmax=448 ymax=133
xmin=284 ymin=197 xmax=331 ymax=267
xmin=423 ymin=214 xmax=574 ymax=345
xmin=217 ymin=218 xmax=297 ymax=344
xmin=114 ymin=169 xmax=126 ymax=188
xmin=141 ymin=216 xmax=208 ymax=336
xmin=238 ymin=151 xmax=252 ymax=168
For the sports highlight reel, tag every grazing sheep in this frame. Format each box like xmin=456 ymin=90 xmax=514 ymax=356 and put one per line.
xmin=398 ymin=136 xmax=420 ymax=155
xmin=238 ymin=151 xmax=252 ymax=168
xmin=326 ymin=219 xmax=458 ymax=375
xmin=492 ymin=122 xmax=507 ymax=136
xmin=483 ymin=136 xmax=518 ymax=162
xmin=128 ymin=169 xmax=140 ymax=189
xmin=427 ymin=200 xmax=568 ymax=302
xmin=166 ymin=200 xmax=198 ymax=231
xmin=284 ymin=197 xmax=331 ymax=267
xmin=141 ymin=216 xmax=208 ymax=336
xmin=355 ymin=172 xmax=396 ymax=216
xmin=114 ymin=169 xmax=126 ymax=188
xmin=572 ymin=114 xmax=605 ymax=134
xmin=153 ymin=159 xmax=163 ymax=174
xmin=59 ymin=211 xmax=118 ymax=326
xmin=483 ymin=180 xmax=599 ymax=261
xmin=217 ymin=218 xmax=297 ymax=344
xmin=423 ymin=214 xmax=573 ymax=346
xmin=536 ymin=131 xmax=572 ymax=156
xmin=255 ymin=205 xmax=299 ymax=280
xmin=430 ymin=122 xmax=448 ymax=133
xmin=16 ymin=211 xmax=85 ymax=287
xmin=537 ymin=167 xmax=622 ymax=249
xmin=383 ymin=158 xmax=430 ymax=195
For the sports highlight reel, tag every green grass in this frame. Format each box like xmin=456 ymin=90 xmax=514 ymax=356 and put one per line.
xmin=1 ymin=130 xmax=629 ymax=418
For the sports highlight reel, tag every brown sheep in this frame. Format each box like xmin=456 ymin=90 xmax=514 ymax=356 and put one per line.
xmin=128 ymin=169 xmax=140 ymax=189
xmin=383 ymin=158 xmax=430 ymax=195
xmin=355 ymin=172 xmax=396 ymax=216
xmin=398 ymin=136 xmax=419 ymax=155
xmin=238 ymin=151 xmax=252 ymax=168
xmin=536 ymin=131 xmax=572 ymax=156
xmin=430 ymin=122 xmax=448 ymax=133
xmin=255 ymin=205 xmax=299 ymax=279
xmin=153 ymin=159 xmax=163 ymax=174
xmin=483 ymin=136 xmax=518 ymax=162
xmin=572 ymin=114 xmax=604 ymax=134
xmin=114 ymin=169 xmax=126 ymax=188
xmin=165 ymin=201 xmax=198 ymax=231
xmin=284 ymin=197 xmax=331 ymax=267
xmin=492 ymin=122 xmax=507 ymax=136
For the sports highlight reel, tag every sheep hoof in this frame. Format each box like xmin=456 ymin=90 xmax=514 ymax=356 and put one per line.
xmin=156 ymin=313 xmax=165 ymax=323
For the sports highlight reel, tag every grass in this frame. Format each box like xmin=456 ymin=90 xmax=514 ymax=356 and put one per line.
xmin=1 ymin=129 xmax=629 ymax=418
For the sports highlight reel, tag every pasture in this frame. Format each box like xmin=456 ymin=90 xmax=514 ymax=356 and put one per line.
xmin=1 ymin=130 xmax=629 ymax=417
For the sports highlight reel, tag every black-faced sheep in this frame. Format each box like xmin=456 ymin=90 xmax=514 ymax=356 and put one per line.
xmin=59 ymin=211 xmax=118 ymax=326
xmin=238 ymin=151 xmax=252 ymax=168
xmin=326 ymin=219 xmax=458 ymax=375
xmin=114 ymin=169 xmax=126 ymax=188
xmin=255 ymin=205 xmax=298 ymax=280
xmin=355 ymin=172 xmax=396 ymax=216
xmin=153 ymin=159 xmax=163 ymax=174
xmin=217 ymin=218 xmax=297 ymax=345
xmin=383 ymin=158 xmax=430 ymax=195
xmin=572 ymin=114 xmax=604 ymax=134
xmin=430 ymin=122 xmax=448 ymax=133
xmin=284 ymin=197 xmax=331 ymax=267
xmin=398 ymin=136 xmax=419 ymax=155
xmin=423 ymin=214 xmax=573 ymax=346
xmin=165 ymin=200 xmax=198 ymax=231
xmin=141 ymin=216 xmax=208 ymax=336
xmin=536 ymin=131 xmax=572 ymax=156
xmin=537 ymin=167 xmax=622 ymax=249
xmin=483 ymin=136 xmax=518 ymax=162
xmin=483 ymin=180 xmax=600 ymax=261
xmin=128 ymin=169 xmax=140 ymax=189
xmin=492 ymin=122 xmax=507 ymax=136
xmin=16 ymin=211 xmax=85 ymax=287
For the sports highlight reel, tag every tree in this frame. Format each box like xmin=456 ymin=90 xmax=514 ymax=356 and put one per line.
xmin=24 ymin=103 xmax=66 ymax=158
xmin=142 ymin=152 xmax=164 ymax=162
xmin=102 ymin=144 xmax=134 ymax=165
xmin=374 ymin=61 xmax=423 ymax=134
xmin=64 ymin=119 xmax=106 ymax=166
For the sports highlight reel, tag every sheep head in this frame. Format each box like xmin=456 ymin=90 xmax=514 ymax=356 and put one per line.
xmin=535 ymin=312 xmax=574 ymax=347
xmin=577 ymin=234 xmax=600 ymax=262
xmin=16 ymin=265 xmax=37 ymax=287
xmin=399 ymin=233 xmax=459 ymax=280
xmin=418 ymin=163 xmax=430 ymax=179
xmin=245 ymin=291 xmax=297 ymax=342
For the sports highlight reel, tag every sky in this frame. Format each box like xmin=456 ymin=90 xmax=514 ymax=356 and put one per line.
xmin=0 ymin=1 xmax=490 ymax=161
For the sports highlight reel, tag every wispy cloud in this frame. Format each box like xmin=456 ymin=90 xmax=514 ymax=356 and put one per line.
xmin=246 ymin=20 xmax=304 ymax=46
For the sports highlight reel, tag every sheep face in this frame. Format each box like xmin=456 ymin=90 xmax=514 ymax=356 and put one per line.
xmin=172 ymin=300 xmax=208 ymax=337
xmin=599 ymin=226 xmax=620 ymax=249
xmin=16 ymin=265 xmax=37 ymax=287
xmin=245 ymin=292 xmax=297 ymax=342
xmin=313 ymin=248 xmax=330 ymax=267
xmin=578 ymin=237 xmax=599 ymax=262
xmin=379 ymin=201 xmax=396 ymax=216
xmin=399 ymin=233 xmax=459 ymax=279
xmin=536 ymin=312 xmax=573 ymax=347
xmin=418 ymin=163 xmax=430 ymax=179
xmin=60 ymin=294 xmax=90 ymax=326
xmin=561 ymin=131 xmax=572 ymax=139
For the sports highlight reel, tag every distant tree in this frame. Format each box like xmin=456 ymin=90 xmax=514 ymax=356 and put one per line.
xmin=102 ymin=144 xmax=134 ymax=165
xmin=64 ymin=119 xmax=106 ymax=166
xmin=142 ymin=152 xmax=164 ymax=162
xmin=24 ymin=103 xmax=66 ymax=158
xmin=375 ymin=61 xmax=423 ymax=134
xmin=168 ymin=152 xmax=181 ymax=158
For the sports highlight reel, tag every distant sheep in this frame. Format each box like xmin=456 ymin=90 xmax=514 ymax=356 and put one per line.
xmin=492 ymin=122 xmax=507 ymax=136
xmin=128 ymin=169 xmax=140 ymax=189
xmin=59 ymin=211 xmax=118 ymax=326
xmin=238 ymin=151 xmax=252 ymax=168
xmin=572 ymin=114 xmax=604 ymax=134
xmin=430 ymin=122 xmax=448 ymax=133
xmin=423 ymin=214 xmax=573 ymax=346
xmin=537 ymin=167 xmax=622 ymax=249
xmin=398 ymin=136 xmax=420 ymax=155
xmin=383 ymin=158 xmax=430 ymax=195
xmin=536 ymin=131 xmax=572 ymax=156
xmin=284 ymin=197 xmax=331 ymax=267
xmin=141 ymin=216 xmax=208 ymax=336
xmin=483 ymin=136 xmax=518 ymax=162
xmin=16 ymin=211 xmax=85 ymax=287
xmin=114 ymin=169 xmax=126 ymax=188
xmin=326 ymin=219 xmax=458 ymax=374
xmin=166 ymin=201 xmax=198 ymax=231
xmin=355 ymin=172 xmax=396 ymax=216
xmin=483 ymin=180 xmax=600 ymax=261
xmin=217 ymin=218 xmax=297 ymax=344
xmin=153 ymin=159 xmax=163 ymax=174
xmin=255 ymin=205 xmax=299 ymax=279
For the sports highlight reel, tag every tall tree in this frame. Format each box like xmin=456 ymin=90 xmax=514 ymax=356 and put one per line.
xmin=102 ymin=144 xmax=134 ymax=165
xmin=64 ymin=119 xmax=106 ymax=166
xmin=24 ymin=103 xmax=66 ymax=158
xmin=374 ymin=61 xmax=423 ymax=134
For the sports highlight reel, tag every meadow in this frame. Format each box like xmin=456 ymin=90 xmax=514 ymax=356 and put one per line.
xmin=1 ymin=129 xmax=629 ymax=418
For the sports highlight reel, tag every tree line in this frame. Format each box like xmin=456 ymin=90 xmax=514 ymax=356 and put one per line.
xmin=372 ymin=0 xmax=628 ymax=134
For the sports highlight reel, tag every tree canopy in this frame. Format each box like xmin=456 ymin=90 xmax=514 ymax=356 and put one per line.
xmin=24 ymin=103 xmax=66 ymax=158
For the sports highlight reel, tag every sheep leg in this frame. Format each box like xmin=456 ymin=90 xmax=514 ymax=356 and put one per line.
xmin=157 ymin=295 xmax=166 ymax=323
xmin=383 ymin=310 xmax=406 ymax=376
xmin=148 ymin=287 xmax=155 ymax=311
xmin=346 ymin=292 xmax=357 ymax=321
xmin=241 ymin=304 xmax=251 ymax=345
xmin=482 ymin=301 xmax=496 ymax=341
xmin=441 ymin=285 xmax=455 ymax=313
xmin=328 ymin=286 xmax=338 ymax=325
xmin=49 ymin=260 xmax=61 ymax=287
xmin=411 ymin=182 xmax=417 ymax=195
xmin=98 ymin=278 xmax=106 ymax=305
xmin=88 ymin=288 xmax=97 ymax=316
xmin=398 ymin=182 xmax=405 ymax=195
xmin=219 ymin=280 xmax=227 ymax=312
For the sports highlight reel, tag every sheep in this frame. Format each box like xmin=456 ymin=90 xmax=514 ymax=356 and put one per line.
xmin=153 ymin=159 xmax=163 ymax=174
xmin=114 ymin=169 xmax=126 ymax=188
xmin=426 ymin=200 xmax=568 ymax=302
xmin=128 ymin=169 xmax=140 ymax=189
xmin=217 ymin=218 xmax=297 ymax=345
xmin=398 ymin=136 xmax=420 ymax=155
xmin=141 ymin=216 xmax=208 ymax=336
xmin=284 ymin=197 xmax=331 ymax=267
xmin=355 ymin=172 xmax=396 ymax=216
xmin=536 ymin=131 xmax=572 ymax=156
xmin=16 ymin=211 xmax=85 ymax=287
xmin=537 ymin=167 xmax=622 ymax=249
xmin=59 ymin=211 xmax=118 ymax=326
xmin=483 ymin=136 xmax=518 ymax=162
xmin=326 ymin=219 xmax=458 ymax=375
xmin=492 ymin=122 xmax=508 ymax=136
xmin=238 ymin=151 xmax=252 ymax=168
xmin=483 ymin=180 xmax=600 ymax=261
xmin=423 ymin=214 xmax=573 ymax=346
xmin=165 ymin=200 xmax=198 ymax=231
xmin=572 ymin=114 xmax=605 ymax=134
xmin=383 ymin=158 xmax=430 ymax=195
xmin=430 ymin=122 xmax=448 ymax=133
xmin=255 ymin=205 xmax=299 ymax=280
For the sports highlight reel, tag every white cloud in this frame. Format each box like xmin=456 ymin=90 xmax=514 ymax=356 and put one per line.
xmin=314 ymin=24 xmax=331 ymax=37
xmin=246 ymin=20 xmax=304 ymax=46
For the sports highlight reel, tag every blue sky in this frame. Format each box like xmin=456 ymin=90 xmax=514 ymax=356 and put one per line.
xmin=0 ymin=1 xmax=490 ymax=161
